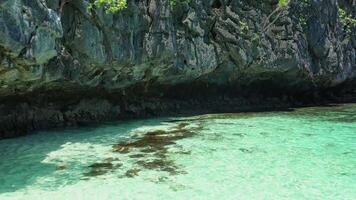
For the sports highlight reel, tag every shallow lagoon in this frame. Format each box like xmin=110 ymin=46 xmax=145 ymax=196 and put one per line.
xmin=0 ymin=104 xmax=355 ymax=200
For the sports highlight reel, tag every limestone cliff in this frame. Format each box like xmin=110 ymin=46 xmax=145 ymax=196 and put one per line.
xmin=0 ymin=0 xmax=355 ymax=138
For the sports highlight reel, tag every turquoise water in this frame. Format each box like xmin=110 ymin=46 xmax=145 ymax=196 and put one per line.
xmin=0 ymin=104 xmax=355 ymax=200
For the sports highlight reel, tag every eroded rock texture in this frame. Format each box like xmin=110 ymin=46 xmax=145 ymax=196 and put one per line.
xmin=0 ymin=0 xmax=355 ymax=138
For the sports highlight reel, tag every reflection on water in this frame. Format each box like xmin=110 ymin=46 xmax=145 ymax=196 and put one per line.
xmin=0 ymin=104 xmax=355 ymax=200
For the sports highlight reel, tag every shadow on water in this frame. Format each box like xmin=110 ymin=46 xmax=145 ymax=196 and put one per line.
xmin=0 ymin=119 xmax=164 ymax=194
xmin=0 ymin=133 xmax=65 ymax=194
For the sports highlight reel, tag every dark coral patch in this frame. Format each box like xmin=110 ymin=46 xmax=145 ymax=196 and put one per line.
xmin=83 ymin=122 xmax=201 ymax=178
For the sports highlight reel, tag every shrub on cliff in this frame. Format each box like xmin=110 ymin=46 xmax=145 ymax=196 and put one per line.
xmin=90 ymin=0 xmax=190 ymax=13
xmin=90 ymin=0 xmax=127 ymax=13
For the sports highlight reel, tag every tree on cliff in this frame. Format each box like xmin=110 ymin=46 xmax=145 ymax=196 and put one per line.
xmin=59 ymin=0 xmax=127 ymax=13
xmin=90 ymin=0 xmax=128 ymax=13
xmin=262 ymin=0 xmax=290 ymax=32
xmin=89 ymin=0 xmax=190 ymax=13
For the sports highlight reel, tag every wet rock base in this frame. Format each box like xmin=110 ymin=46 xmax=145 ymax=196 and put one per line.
xmin=0 ymin=81 xmax=355 ymax=139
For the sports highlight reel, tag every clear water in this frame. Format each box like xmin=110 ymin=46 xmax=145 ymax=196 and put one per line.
xmin=0 ymin=104 xmax=355 ymax=200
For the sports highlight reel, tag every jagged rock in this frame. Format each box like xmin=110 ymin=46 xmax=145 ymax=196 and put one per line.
xmin=0 ymin=0 xmax=355 ymax=138
xmin=0 ymin=0 xmax=62 ymax=64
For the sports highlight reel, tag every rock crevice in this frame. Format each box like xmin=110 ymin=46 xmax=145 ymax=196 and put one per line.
xmin=0 ymin=0 xmax=355 ymax=138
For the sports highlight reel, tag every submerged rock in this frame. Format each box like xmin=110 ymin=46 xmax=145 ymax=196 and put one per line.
xmin=79 ymin=122 xmax=198 ymax=178
xmin=84 ymin=162 xmax=117 ymax=177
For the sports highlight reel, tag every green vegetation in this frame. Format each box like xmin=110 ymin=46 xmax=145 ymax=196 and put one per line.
xmin=338 ymin=8 xmax=356 ymax=34
xmin=262 ymin=0 xmax=290 ymax=32
xmin=90 ymin=0 xmax=128 ymax=13
xmin=278 ymin=0 xmax=289 ymax=8
xmin=239 ymin=20 xmax=250 ymax=33
xmin=297 ymin=0 xmax=310 ymax=28
xmin=90 ymin=0 xmax=191 ymax=13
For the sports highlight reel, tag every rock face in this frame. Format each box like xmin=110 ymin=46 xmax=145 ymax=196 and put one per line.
xmin=0 ymin=0 xmax=355 ymax=138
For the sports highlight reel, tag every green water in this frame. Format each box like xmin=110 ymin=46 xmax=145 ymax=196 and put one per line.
xmin=0 ymin=104 xmax=355 ymax=200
